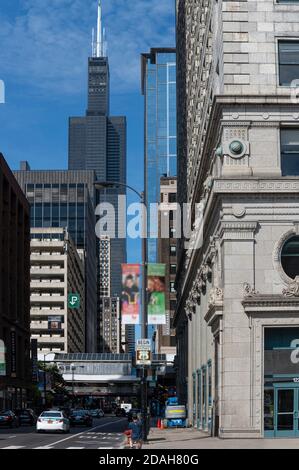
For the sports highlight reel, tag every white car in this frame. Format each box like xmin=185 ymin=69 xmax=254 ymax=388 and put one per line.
xmin=36 ymin=411 xmax=70 ymax=434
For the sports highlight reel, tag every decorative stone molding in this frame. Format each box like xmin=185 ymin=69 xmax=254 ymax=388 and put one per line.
xmin=283 ymin=277 xmax=299 ymax=298
xmin=232 ymin=204 xmax=246 ymax=219
xmin=202 ymin=263 xmax=212 ymax=282
xmin=208 ymin=287 xmax=224 ymax=308
xmin=204 ymin=286 xmax=224 ymax=329
xmin=243 ymin=282 xmax=259 ymax=298
xmin=214 ymin=179 xmax=299 ymax=194
xmin=223 ymin=138 xmax=249 ymax=160
xmin=242 ymin=295 xmax=299 ymax=315
xmin=220 ymin=222 xmax=257 ymax=241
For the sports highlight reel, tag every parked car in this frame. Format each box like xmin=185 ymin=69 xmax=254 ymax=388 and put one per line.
xmin=69 ymin=410 xmax=93 ymax=427
xmin=15 ymin=409 xmax=37 ymax=426
xmin=89 ymin=409 xmax=104 ymax=418
xmin=0 ymin=410 xmax=19 ymax=428
xmin=36 ymin=410 xmax=70 ymax=434
xmin=58 ymin=407 xmax=71 ymax=418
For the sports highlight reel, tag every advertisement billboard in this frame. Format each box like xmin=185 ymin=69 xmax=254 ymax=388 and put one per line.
xmin=121 ymin=264 xmax=140 ymax=325
xmin=147 ymin=264 xmax=166 ymax=325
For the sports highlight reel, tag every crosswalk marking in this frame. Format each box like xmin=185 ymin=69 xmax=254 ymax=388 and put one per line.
xmin=66 ymin=447 xmax=85 ymax=449
xmin=1 ymin=444 xmax=125 ymax=450
xmin=2 ymin=446 xmax=25 ymax=450
xmin=34 ymin=446 xmax=53 ymax=449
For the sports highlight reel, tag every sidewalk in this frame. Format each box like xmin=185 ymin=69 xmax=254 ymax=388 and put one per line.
xmin=143 ymin=427 xmax=299 ymax=449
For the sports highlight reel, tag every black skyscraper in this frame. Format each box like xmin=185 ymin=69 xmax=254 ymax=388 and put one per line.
xmin=68 ymin=2 xmax=126 ymax=313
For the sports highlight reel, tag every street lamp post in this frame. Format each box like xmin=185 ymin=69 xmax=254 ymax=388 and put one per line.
xmin=70 ymin=363 xmax=76 ymax=401
xmin=43 ymin=353 xmax=53 ymax=408
xmin=95 ymin=181 xmax=149 ymax=441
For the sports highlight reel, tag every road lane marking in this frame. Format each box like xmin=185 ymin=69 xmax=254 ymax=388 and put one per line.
xmin=46 ymin=418 xmax=126 ymax=448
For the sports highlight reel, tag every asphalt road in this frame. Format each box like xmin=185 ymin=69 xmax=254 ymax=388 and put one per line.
xmin=0 ymin=416 xmax=128 ymax=449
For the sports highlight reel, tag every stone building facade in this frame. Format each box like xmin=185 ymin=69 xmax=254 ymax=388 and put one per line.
xmin=175 ymin=0 xmax=299 ymax=438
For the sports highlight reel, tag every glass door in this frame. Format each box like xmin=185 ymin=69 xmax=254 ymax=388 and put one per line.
xmin=274 ymin=385 xmax=299 ymax=437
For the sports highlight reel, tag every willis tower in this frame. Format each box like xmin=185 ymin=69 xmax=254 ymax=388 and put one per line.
xmin=68 ymin=0 xmax=127 ymax=297
xmin=68 ymin=0 xmax=127 ymax=303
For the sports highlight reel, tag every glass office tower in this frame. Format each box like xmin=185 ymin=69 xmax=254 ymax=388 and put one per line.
xmin=14 ymin=165 xmax=98 ymax=353
xmin=141 ymin=48 xmax=177 ymax=263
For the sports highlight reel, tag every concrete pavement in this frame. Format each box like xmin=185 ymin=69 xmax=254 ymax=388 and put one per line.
xmin=143 ymin=427 xmax=299 ymax=449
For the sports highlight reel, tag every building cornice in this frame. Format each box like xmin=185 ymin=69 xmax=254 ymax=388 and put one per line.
xmin=242 ymin=295 xmax=299 ymax=316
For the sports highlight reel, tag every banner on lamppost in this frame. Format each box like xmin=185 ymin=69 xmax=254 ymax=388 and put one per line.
xmin=121 ymin=264 xmax=140 ymax=325
xmin=0 ymin=340 xmax=6 ymax=377
xmin=147 ymin=263 xmax=166 ymax=325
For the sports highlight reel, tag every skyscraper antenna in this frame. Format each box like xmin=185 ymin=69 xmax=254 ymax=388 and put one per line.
xmin=96 ymin=0 xmax=103 ymax=57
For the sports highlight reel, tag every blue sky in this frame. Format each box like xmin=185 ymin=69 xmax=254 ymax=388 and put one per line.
xmin=0 ymin=0 xmax=175 ymax=263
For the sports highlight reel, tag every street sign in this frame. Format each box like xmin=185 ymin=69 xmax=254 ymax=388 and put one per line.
xmin=68 ymin=293 xmax=80 ymax=309
xmin=136 ymin=339 xmax=152 ymax=366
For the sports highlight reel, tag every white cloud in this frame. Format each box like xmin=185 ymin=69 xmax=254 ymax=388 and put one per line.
xmin=0 ymin=0 xmax=175 ymax=96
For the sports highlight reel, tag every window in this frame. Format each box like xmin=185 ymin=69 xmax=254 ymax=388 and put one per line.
xmin=279 ymin=41 xmax=299 ymax=86
xmin=170 ymin=282 xmax=176 ymax=293
xmin=170 ymin=245 xmax=177 ymax=256
xmin=281 ymin=128 xmax=299 ymax=176
xmin=170 ymin=227 xmax=176 ymax=238
xmin=202 ymin=367 xmax=207 ymax=428
xmin=281 ymin=235 xmax=299 ymax=279
xmin=169 ymin=193 xmax=176 ymax=203
xmin=170 ymin=264 xmax=177 ymax=275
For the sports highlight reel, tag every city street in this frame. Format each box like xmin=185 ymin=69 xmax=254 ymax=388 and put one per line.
xmin=0 ymin=417 xmax=127 ymax=450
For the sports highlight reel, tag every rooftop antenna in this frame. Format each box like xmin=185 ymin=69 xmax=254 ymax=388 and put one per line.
xmin=96 ymin=0 xmax=103 ymax=57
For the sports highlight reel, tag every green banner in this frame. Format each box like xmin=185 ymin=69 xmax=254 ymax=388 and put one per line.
xmin=147 ymin=263 xmax=166 ymax=325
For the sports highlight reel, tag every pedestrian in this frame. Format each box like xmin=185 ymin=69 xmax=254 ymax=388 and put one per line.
xmin=128 ymin=414 xmax=143 ymax=449
xmin=124 ymin=429 xmax=132 ymax=448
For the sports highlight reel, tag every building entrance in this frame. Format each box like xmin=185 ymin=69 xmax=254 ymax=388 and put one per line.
xmin=274 ymin=384 xmax=299 ymax=437
xmin=264 ymin=327 xmax=299 ymax=438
